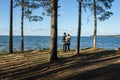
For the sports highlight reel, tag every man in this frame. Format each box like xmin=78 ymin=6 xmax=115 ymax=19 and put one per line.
xmin=62 ymin=32 xmax=67 ymax=52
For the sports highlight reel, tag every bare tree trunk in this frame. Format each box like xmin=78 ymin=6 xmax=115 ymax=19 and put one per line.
xmin=77 ymin=0 xmax=82 ymax=54
xmin=50 ymin=0 xmax=58 ymax=62
xmin=21 ymin=0 xmax=24 ymax=51
xmin=9 ymin=0 xmax=13 ymax=53
xmin=93 ymin=0 xmax=97 ymax=48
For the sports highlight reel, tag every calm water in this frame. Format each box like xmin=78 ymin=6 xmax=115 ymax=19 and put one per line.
xmin=0 ymin=36 xmax=120 ymax=52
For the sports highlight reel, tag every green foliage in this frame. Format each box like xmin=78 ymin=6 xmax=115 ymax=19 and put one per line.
xmin=97 ymin=0 xmax=114 ymax=9
xmin=32 ymin=0 xmax=52 ymax=16
xmin=83 ymin=0 xmax=114 ymax=21
xmin=98 ymin=11 xmax=113 ymax=21
xmin=14 ymin=0 xmax=51 ymax=22
xmin=14 ymin=0 xmax=60 ymax=18
xmin=28 ymin=16 xmax=43 ymax=21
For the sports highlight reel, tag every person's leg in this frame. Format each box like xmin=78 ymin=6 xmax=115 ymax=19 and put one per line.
xmin=68 ymin=43 xmax=70 ymax=51
xmin=63 ymin=44 xmax=65 ymax=52
xmin=67 ymin=43 xmax=68 ymax=52
xmin=65 ymin=44 xmax=67 ymax=52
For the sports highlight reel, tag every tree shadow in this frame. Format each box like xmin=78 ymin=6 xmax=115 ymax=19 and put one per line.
xmin=1 ymin=50 xmax=120 ymax=80
xmin=22 ymin=56 xmax=120 ymax=80
xmin=20 ymin=50 xmax=120 ymax=80
xmin=58 ymin=50 xmax=118 ymax=64
xmin=63 ymin=63 xmax=120 ymax=80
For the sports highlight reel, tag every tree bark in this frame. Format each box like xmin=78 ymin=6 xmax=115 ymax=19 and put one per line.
xmin=9 ymin=0 xmax=13 ymax=53
xmin=77 ymin=0 xmax=82 ymax=54
xmin=93 ymin=0 xmax=97 ymax=48
xmin=50 ymin=0 xmax=58 ymax=62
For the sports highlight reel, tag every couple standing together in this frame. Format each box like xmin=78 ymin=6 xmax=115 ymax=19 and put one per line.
xmin=62 ymin=32 xmax=71 ymax=52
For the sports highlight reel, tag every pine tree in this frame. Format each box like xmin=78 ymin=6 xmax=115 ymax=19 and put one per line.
xmin=9 ymin=0 xmax=13 ymax=53
xmin=84 ymin=0 xmax=114 ymax=48
xmin=77 ymin=0 xmax=82 ymax=54
xmin=50 ymin=0 xmax=58 ymax=62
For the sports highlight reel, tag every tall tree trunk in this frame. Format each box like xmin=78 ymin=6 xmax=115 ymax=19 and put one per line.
xmin=77 ymin=0 xmax=82 ymax=54
xmin=93 ymin=0 xmax=97 ymax=48
xmin=21 ymin=0 xmax=24 ymax=51
xmin=50 ymin=0 xmax=58 ymax=62
xmin=9 ymin=0 xmax=13 ymax=53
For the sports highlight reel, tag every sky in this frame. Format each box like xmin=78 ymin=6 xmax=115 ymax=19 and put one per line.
xmin=0 ymin=0 xmax=120 ymax=36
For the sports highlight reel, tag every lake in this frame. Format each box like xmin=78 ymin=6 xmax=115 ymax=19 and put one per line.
xmin=0 ymin=36 xmax=120 ymax=52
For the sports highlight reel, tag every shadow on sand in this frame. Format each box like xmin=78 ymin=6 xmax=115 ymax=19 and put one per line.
xmin=1 ymin=50 xmax=120 ymax=80
xmin=63 ymin=63 xmax=120 ymax=80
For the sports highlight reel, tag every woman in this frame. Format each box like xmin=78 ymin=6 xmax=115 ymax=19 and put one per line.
xmin=66 ymin=34 xmax=71 ymax=52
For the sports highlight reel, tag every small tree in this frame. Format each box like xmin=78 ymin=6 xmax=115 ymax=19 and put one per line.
xmin=14 ymin=0 xmax=43 ymax=52
xmin=21 ymin=0 xmax=25 ymax=51
xmin=93 ymin=0 xmax=97 ymax=48
xmin=93 ymin=0 xmax=113 ymax=48
xmin=84 ymin=0 xmax=114 ymax=48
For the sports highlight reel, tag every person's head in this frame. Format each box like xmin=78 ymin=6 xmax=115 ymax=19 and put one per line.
xmin=64 ymin=32 xmax=66 ymax=35
xmin=68 ymin=34 xmax=70 ymax=36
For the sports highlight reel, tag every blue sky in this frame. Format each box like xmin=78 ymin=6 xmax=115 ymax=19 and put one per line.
xmin=0 ymin=0 xmax=120 ymax=36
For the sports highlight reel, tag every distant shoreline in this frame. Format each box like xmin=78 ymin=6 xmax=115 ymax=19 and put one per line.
xmin=97 ymin=35 xmax=120 ymax=37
